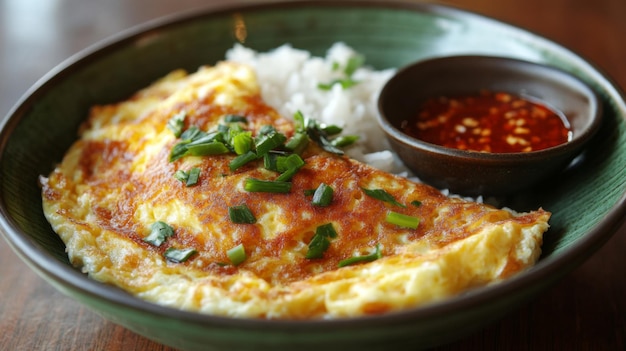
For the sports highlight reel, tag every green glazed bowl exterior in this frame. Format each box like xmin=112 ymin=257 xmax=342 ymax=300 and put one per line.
xmin=1 ymin=1 xmax=625 ymax=350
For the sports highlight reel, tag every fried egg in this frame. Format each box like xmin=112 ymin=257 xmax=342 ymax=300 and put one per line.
xmin=41 ymin=62 xmax=550 ymax=319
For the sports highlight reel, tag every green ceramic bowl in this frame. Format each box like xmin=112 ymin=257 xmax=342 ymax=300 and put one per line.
xmin=1 ymin=1 xmax=625 ymax=350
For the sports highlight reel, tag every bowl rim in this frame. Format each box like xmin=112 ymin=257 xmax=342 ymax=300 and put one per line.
xmin=1 ymin=0 xmax=626 ymax=331
xmin=377 ymin=54 xmax=604 ymax=161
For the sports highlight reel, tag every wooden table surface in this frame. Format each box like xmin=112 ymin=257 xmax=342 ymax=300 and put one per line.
xmin=1 ymin=0 xmax=625 ymax=350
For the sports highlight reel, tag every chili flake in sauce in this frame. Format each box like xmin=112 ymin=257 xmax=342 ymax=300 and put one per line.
xmin=401 ymin=90 xmax=571 ymax=153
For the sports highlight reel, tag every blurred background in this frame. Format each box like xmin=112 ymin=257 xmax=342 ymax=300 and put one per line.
xmin=2 ymin=0 xmax=625 ymax=119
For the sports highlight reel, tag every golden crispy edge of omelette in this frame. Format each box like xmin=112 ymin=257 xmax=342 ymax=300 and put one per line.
xmin=40 ymin=62 xmax=550 ymax=319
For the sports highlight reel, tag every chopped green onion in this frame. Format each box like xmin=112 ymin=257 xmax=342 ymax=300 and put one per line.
xmin=227 ymin=244 xmax=246 ymax=265
xmin=180 ymin=126 xmax=204 ymax=141
xmin=175 ymin=167 xmax=201 ymax=186
xmin=255 ymin=132 xmax=287 ymax=156
xmin=275 ymin=154 xmax=305 ymax=182
xmin=276 ymin=168 xmax=298 ymax=182
xmin=169 ymin=143 xmax=190 ymax=162
xmin=331 ymin=61 xmax=340 ymax=71
xmin=344 ymin=55 xmax=365 ymax=76
xmin=232 ymin=131 xmax=253 ymax=155
xmin=362 ymin=188 xmax=407 ymax=208
xmin=229 ymin=150 xmax=258 ymax=171
xmin=228 ymin=204 xmax=256 ymax=224
xmin=411 ymin=200 xmax=422 ymax=207
xmin=386 ymin=211 xmax=420 ymax=229
xmin=338 ymin=244 xmax=382 ymax=267
xmin=263 ymin=152 xmax=279 ymax=171
xmin=311 ymin=183 xmax=333 ymax=207
xmin=276 ymin=154 xmax=305 ymax=173
xmin=317 ymin=55 xmax=363 ymax=91
xmin=228 ymin=122 xmax=244 ymax=135
xmin=223 ymin=114 xmax=247 ymax=123
xmin=331 ymin=135 xmax=359 ymax=148
xmin=186 ymin=167 xmax=200 ymax=186
xmin=321 ymin=124 xmax=343 ymax=136
xmin=217 ymin=123 xmax=230 ymax=134
xmin=317 ymin=78 xmax=359 ymax=91
xmin=300 ymin=114 xmax=346 ymax=155
xmin=187 ymin=131 xmax=221 ymax=145
xmin=170 ymin=129 xmax=227 ymax=162
xmin=144 ymin=221 xmax=174 ymax=247
xmin=305 ymin=223 xmax=338 ymax=259
xmin=174 ymin=169 xmax=189 ymax=183
xmin=284 ymin=132 xmax=309 ymax=154
xmin=258 ymin=125 xmax=277 ymax=135
xmin=185 ymin=141 xmax=230 ymax=156
xmin=167 ymin=111 xmax=186 ymax=137
xmin=293 ymin=111 xmax=306 ymax=132
xmin=164 ymin=247 xmax=197 ymax=263
xmin=244 ymin=178 xmax=292 ymax=193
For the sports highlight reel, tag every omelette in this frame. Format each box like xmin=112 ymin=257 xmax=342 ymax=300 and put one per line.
xmin=40 ymin=62 xmax=550 ymax=319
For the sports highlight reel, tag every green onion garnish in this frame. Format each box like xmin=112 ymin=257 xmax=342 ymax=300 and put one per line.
xmin=386 ymin=211 xmax=420 ymax=229
xmin=338 ymin=244 xmax=382 ymax=267
xmin=275 ymin=167 xmax=299 ymax=182
xmin=311 ymin=183 xmax=333 ymax=207
xmin=276 ymin=154 xmax=305 ymax=173
xmin=258 ymin=125 xmax=277 ymax=135
xmin=185 ymin=141 xmax=230 ymax=157
xmin=411 ymin=200 xmax=422 ymax=207
xmin=227 ymin=244 xmax=246 ymax=266
xmin=263 ymin=152 xmax=279 ymax=172
xmin=275 ymin=154 xmax=305 ymax=182
xmin=164 ymin=247 xmax=197 ymax=263
xmin=362 ymin=188 xmax=407 ymax=208
xmin=255 ymin=132 xmax=287 ymax=156
xmin=297 ymin=112 xmax=354 ymax=155
xmin=306 ymin=223 xmax=338 ymax=259
xmin=317 ymin=78 xmax=359 ymax=90
xmin=169 ymin=129 xmax=229 ymax=162
xmin=174 ymin=168 xmax=200 ymax=186
xmin=232 ymin=131 xmax=253 ymax=155
xmin=293 ymin=111 xmax=306 ymax=132
xmin=174 ymin=169 xmax=189 ymax=183
xmin=317 ymin=55 xmax=363 ymax=91
xmin=186 ymin=167 xmax=200 ymax=186
xmin=169 ymin=143 xmax=190 ymax=162
xmin=167 ymin=111 xmax=186 ymax=137
xmin=284 ymin=132 xmax=309 ymax=154
xmin=331 ymin=135 xmax=359 ymax=148
xmin=223 ymin=114 xmax=248 ymax=123
xmin=217 ymin=123 xmax=230 ymax=134
xmin=321 ymin=124 xmax=342 ymax=136
xmin=344 ymin=55 xmax=364 ymax=76
xmin=180 ymin=126 xmax=204 ymax=141
xmin=144 ymin=221 xmax=174 ymax=247
xmin=244 ymin=178 xmax=292 ymax=193
xmin=229 ymin=150 xmax=258 ymax=171
xmin=228 ymin=204 xmax=256 ymax=224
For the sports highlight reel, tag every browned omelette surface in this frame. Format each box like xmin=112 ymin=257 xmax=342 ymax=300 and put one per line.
xmin=41 ymin=62 xmax=550 ymax=319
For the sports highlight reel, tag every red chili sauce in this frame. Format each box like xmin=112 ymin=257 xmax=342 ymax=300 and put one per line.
xmin=401 ymin=90 xmax=571 ymax=153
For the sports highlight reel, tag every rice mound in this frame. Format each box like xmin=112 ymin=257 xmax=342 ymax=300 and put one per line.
xmin=226 ymin=43 xmax=410 ymax=175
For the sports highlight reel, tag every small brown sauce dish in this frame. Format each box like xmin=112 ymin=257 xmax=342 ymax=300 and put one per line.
xmin=377 ymin=55 xmax=602 ymax=196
